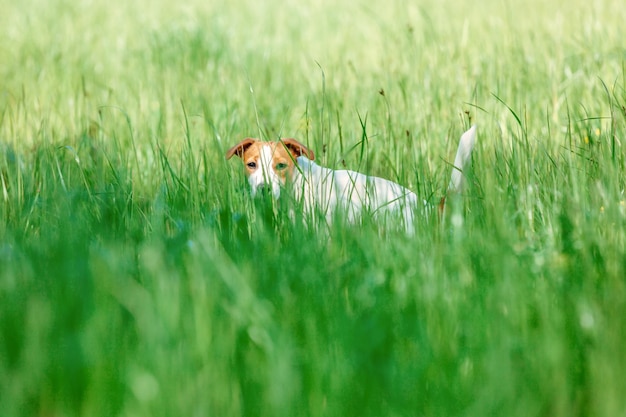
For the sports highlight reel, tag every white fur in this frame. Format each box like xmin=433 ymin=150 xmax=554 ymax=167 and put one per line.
xmin=239 ymin=126 xmax=477 ymax=232
xmin=448 ymin=125 xmax=477 ymax=193
xmin=291 ymin=157 xmax=420 ymax=228
xmin=248 ymin=145 xmax=283 ymax=199
xmin=291 ymin=126 xmax=476 ymax=231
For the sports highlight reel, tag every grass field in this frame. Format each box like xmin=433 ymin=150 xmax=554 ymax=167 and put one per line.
xmin=1 ymin=0 xmax=626 ymax=416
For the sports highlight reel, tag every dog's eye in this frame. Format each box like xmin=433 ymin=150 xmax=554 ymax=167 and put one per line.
xmin=276 ymin=162 xmax=288 ymax=171
xmin=246 ymin=162 xmax=257 ymax=169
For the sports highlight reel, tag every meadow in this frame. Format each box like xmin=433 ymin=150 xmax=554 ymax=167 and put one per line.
xmin=1 ymin=0 xmax=626 ymax=416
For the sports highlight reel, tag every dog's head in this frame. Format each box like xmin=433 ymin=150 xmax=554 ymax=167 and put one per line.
xmin=226 ymin=138 xmax=314 ymax=198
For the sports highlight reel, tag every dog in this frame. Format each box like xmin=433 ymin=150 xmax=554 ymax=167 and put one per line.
xmin=226 ymin=125 xmax=477 ymax=231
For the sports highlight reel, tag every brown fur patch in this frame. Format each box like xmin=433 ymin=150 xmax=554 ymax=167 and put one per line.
xmin=226 ymin=139 xmax=314 ymax=184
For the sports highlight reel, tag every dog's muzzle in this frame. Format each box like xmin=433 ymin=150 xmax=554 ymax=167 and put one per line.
xmin=256 ymin=184 xmax=272 ymax=196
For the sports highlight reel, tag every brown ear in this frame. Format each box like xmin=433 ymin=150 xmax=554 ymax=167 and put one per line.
xmin=281 ymin=138 xmax=315 ymax=161
xmin=225 ymin=138 xmax=257 ymax=160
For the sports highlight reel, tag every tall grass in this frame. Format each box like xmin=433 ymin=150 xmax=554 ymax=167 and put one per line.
xmin=1 ymin=0 xmax=626 ymax=416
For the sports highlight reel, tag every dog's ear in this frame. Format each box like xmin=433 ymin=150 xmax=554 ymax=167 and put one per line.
xmin=281 ymin=138 xmax=315 ymax=161
xmin=225 ymin=138 xmax=257 ymax=160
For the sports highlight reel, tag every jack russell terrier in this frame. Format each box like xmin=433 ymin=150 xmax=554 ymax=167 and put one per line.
xmin=226 ymin=125 xmax=477 ymax=230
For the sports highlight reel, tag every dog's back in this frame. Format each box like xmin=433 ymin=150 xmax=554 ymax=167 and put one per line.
xmin=293 ymin=157 xmax=419 ymax=226
xmin=293 ymin=125 xmax=477 ymax=230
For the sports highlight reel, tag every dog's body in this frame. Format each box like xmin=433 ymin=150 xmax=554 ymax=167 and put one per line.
xmin=226 ymin=126 xmax=477 ymax=230
xmin=291 ymin=155 xmax=419 ymax=226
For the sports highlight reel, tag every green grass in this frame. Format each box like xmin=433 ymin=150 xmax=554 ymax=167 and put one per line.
xmin=1 ymin=0 xmax=626 ymax=416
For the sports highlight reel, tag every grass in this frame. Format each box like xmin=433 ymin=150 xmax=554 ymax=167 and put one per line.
xmin=1 ymin=0 xmax=626 ymax=416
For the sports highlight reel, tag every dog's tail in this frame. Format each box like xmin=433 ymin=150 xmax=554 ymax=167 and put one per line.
xmin=438 ymin=125 xmax=477 ymax=214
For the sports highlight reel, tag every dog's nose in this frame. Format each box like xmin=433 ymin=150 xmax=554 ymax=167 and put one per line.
xmin=257 ymin=184 xmax=272 ymax=196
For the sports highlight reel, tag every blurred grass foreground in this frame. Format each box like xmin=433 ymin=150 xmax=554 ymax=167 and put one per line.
xmin=1 ymin=0 xmax=626 ymax=416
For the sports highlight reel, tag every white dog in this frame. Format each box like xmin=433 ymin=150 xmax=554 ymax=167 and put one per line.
xmin=226 ymin=126 xmax=477 ymax=230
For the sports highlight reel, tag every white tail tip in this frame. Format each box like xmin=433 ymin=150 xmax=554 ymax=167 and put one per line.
xmin=448 ymin=125 xmax=477 ymax=193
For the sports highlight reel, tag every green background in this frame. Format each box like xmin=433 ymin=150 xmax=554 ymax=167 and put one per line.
xmin=1 ymin=0 xmax=625 ymax=415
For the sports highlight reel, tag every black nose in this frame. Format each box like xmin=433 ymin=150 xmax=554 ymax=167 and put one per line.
xmin=257 ymin=184 xmax=271 ymax=195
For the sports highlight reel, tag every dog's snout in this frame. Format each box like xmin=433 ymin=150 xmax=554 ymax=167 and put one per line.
xmin=257 ymin=184 xmax=272 ymax=195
